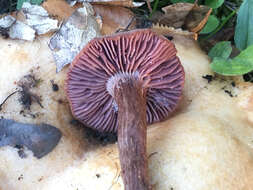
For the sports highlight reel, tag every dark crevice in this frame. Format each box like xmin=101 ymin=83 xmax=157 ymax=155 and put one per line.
xmin=243 ymin=71 xmax=253 ymax=83
xmin=0 ymin=0 xmax=18 ymax=14
xmin=70 ymin=119 xmax=117 ymax=145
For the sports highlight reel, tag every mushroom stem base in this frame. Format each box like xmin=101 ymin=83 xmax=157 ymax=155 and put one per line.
xmin=114 ymin=78 xmax=151 ymax=190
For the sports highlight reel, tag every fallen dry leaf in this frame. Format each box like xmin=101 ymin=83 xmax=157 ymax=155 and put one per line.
xmin=49 ymin=3 xmax=101 ymax=72
xmin=151 ymin=3 xmax=212 ymax=36
xmin=0 ymin=2 xmax=58 ymax=41
xmin=0 ymin=15 xmax=35 ymax=41
xmin=93 ymin=4 xmax=135 ymax=35
xmin=42 ymin=0 xmax=75 ymax=20
xmin=43 ymin=1 xmax=136 ymax=36
xmin=20 ymin=2 xmax=59 ymax=35
xmin=69 ymin=0 xmax=144 ymax=7
xmin=153 ymin=3 xmax=194 ymax=28
xmin=152 ymin=23 xmax=198 ymax=40
xmin=183 ymin=4 xmax=212 ymax=33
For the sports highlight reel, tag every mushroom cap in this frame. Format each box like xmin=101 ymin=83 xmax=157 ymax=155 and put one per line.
xmin=66 ymin=29 xmax=185 ymax=133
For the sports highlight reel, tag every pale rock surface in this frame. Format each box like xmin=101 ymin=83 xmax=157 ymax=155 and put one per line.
xmin=0 ymin=34 xmax=253 ymax=190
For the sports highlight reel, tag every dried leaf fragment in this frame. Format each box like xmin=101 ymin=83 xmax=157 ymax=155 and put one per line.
xmin=42 ymin=0 xmax=76 ymax=20
xmin=9 ymin=20 xmax=36 ymax=41
xmin=66 ymin=0 xmax=144 ymax=7
xmin=0 ymin=15 xmax=16 ymax=28
xmin=0 ymin=2 xmax=59 ymax=41
xmin=151 ymin=3 xmax=212 ymax=34
xmin=20 ymin=2 xmax=59 ymax=35
xmin=93 ymin=4 xmax=135 ymax=35
xmin=183 ymin=4 xmax=212 ymax=33
xmin=159 ymin=3 xmax=195 ymax=28
xmin=152 ymin=23 xmax=198 ymax=40
xmin=0 ymin=119 xmax=62 ymax=159
xmin=49 ymin=3 xmax=101 ymax=72
xmin=0 ymin=15 xmax=35 ymax=41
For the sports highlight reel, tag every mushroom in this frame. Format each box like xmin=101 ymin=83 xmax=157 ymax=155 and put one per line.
xmin=66 ymin=29 xmax=185 ymax=190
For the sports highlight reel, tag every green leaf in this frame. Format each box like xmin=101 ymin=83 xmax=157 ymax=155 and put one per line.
xmin=234 ymin=0 xmax=253 ymax=51
xmin=200 ymin=15 xmax=220 ymax=34
xmin=31 ymin=0 xmax=43 ymax=4
xmin=208 ymin=41 xmax=232 ymax=60
xmin=171 ymin=0 xmax=195 ymax=3
xmin=17 ymin=0 xmax=43 ymax=10
xmin=205 ymin=0 xmax=224 ymax=8
xmin=17 ymin=0 xmax=27 ymax=9
xmin=211 ymin=45 xmax=253 ymax=76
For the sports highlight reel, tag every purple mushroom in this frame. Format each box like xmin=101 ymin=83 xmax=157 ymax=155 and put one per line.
xmin=66 ymin=29 xmax=185 ymax=190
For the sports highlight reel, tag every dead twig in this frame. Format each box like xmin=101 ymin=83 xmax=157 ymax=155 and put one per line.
xmin=0 ymin=91 xmax=19 ymax=111
xmin=115 ymin=16 xmax=135 ymax=33
xmin=146 ymin=0 xmax=153 ymax=14
xmin=108 ymin=162 xmax=120 ymax=190
xmin=148 ymin=152 xmax=158 ymax=159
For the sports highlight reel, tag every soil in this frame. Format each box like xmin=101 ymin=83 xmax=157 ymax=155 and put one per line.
xmin=51 ymin=80 xmax=59 ymax=92
xmin=70 ymin=119 xmax=117 ymax=145
xmin=243 ymin=72 xmax=253 ymax=83
xmin=202 ymin=75 xmax=214 ymax=83
xmin=17 ymin=73 xmax=43 ymax=111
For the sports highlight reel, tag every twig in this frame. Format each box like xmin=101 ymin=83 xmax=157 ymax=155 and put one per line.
xmin=148 ymin=152 xmax=158 ymax=159
xmin=0 ymin=91 xmax=19 ymax=111
xmin=146 ymin=0 xmax=153 ymax=14
xmin=108 ymin=162 xmax=120 ymax=190
xmin=115 ymin=16 xmax=135 ymax=33
xmin=124 ymin=16 xmax=135 ymax=31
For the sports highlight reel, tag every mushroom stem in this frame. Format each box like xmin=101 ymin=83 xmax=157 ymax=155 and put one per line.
xmin=114 ymin=78 xmax=151 ymax=190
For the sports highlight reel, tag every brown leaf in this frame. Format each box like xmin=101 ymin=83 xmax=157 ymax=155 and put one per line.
xmin=42 ymin=1 xmax=137 ymax=36
xmin=68 ymin=0 xmax=144 ymax=7
xmin=155 ymin=3 xmax=194 ymax=28
xmin=183 ymin=4 xmax=212 ymax=33
xmin=42 ymin=0 xmax=75 ymax=20
xmin=93 ymin=4 xmax=135 ymax=35
xmin=152 ymin=23 xmax=198 ymax=40
xmin=151 ymin=3 xmax=211 ymax=36
xmin=89 ymin=0 xmax=144 ymax=7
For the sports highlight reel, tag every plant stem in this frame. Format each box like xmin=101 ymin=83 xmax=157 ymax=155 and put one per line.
xmin=149 ymin=0 xmax=159 ymax=18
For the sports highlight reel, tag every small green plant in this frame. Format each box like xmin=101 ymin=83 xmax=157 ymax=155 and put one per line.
xmin=200 ymin=0 xmax=233 ymax=37
xmin=208 ymin=0 xmax=253 ymax=76
xmin=17 ymin=0 xmax=43 ymax=9
xmin=205 ymin=0 xmax=224 ymax=9
xmin=210 ymin=43 xmax=253 ymax=75
xmin=170 ymin=0 xmax=195 ymax=3
xmin=200 ymin=15 xmax=220 ymax=34
xmin=208 ymin=41 xmax=232 ymax=59
xmin=234 ymin=0 xmax=253 ymax=51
